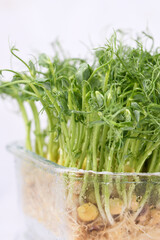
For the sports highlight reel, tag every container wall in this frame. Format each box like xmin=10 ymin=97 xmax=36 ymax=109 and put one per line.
xmin=15 ymin=156 xmax=69 ymax=240
xmin=14 ymin=154 xmax=160 ymax=240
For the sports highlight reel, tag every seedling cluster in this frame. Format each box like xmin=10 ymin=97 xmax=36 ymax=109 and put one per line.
xmin=1 ymin=33 xmax=160 ymax=231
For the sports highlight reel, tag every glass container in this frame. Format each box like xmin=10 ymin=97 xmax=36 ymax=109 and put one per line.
xmin=8 ymin=142 xmax=160 ymax=240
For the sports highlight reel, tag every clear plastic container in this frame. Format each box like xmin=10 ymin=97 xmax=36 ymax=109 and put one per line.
xmin=8 ymin=142 xmax=160 ymax=240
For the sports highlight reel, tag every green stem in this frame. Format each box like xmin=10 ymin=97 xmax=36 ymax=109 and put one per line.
xmin=103 ymin=143 xmax=115 ymax=225
xmin=28 ymin=83 xmax=59 ymax=161
xmin=136 ymin=141 xmax=160 ymax=172
xmin=79 ymin=154 xmax=91 ymax=205
xmin=11 ymin=48 xmax=30 ymax=71
xmin=77 ymin=128 xmax=91 ymax=169
xmin=73 ymin=122 xmax=81 ymax=150
xmin=17 ymin=99 xmax=32 ymax=151
xmin=92 ymin=126 xmax=106 ymax=219
xmin=0 ymin=80 xmax=30 ymax=89
xmin=133 ymin=184 xmax=153 ymax=220
xmin=76 ymin=123 xmax=84 ymax=151
xmin=122 ymin=140 xmax=130 ymax=205
xmin=149 ymin=148 xmax=158 ymax=172
xmin=98 ymin=125 xmax=108 ymax=171
xmin=104 ymin=175 xmax=115 ymax=225
xmin=44 ymin=88 xmax=73 ymax=164
xmin=68 ymin=90 xmax=76 ymax=151
xmin=94 ymin=177 xmax=106 ymax=220
xmin=128 ymin=145 xmax=160 ymax=210
xmin=116 ymin=139 xmax=129 ymax=210
xmin=29 ymin=101 xmax=43 ymax=156
xmin=93 ymin=126 xmax=101 ymax=171
xmin=88 ymin=59 xmax=112 ymax=83
xmin=70 ymin=114 xmax=76 ymax=150
xmin=103 ymin=65 xmax=111 ymax=93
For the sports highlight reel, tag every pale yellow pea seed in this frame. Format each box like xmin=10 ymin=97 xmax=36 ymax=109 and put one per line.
xmin=77 ymin=202 xmax=99 ymax=222
xmin=109 ymin=198 xmax=123 ymax=215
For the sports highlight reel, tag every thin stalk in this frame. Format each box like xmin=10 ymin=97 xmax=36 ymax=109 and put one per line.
xmin=0 ymin=80 xmax=30 ymax=89
xmin=93 ymin=126 xmax=101 ymax=171
xmin=103 ymin=65 xmax=111 ymax=93
xmin=75 ymin=123 xmax=84 ymax=152
xmin=94 ymin=177 xmax=106 ymax=220
xmin=92 ymin=126 xmax=106 ymax=219
xmin=28 ymin=83 xmax=59 ymax=161
xmin=68 ymin=90 xmax=76 ymax=151
xmin=133 ymin=155 xmax=160 ymax=219
xmin=73 ymin=122 xmax=81 ymax=151
xmin=104 ymin=175 xmax=115 ymax=225
xmin=17 ymin=99 xmax=32 ymax=151
xmin=44 ymin=88 xmax=73 ymax=163
xmin=88 ymin=59 xmax=112 ymax=83
xmin=127 ymin=137 xmax=142 ymax=208
xmin=48 ymin=132 xmax=56 ymax=161
xmin=58 ymin=135 xmax=65 ymax=165
xmin=98 ymin=125 xmax=108 ymax=171
xmin=10 ymin=48 xmax=30 ymax=71
xmin=133 ymin=184 xmax=153 ymax=220
xmin=128 ymin=143 xmax=159 ymax=209
xmin=29 ymin=101 xmax=43 ymax=156
xmin=136 ymin=141 xmax=160 ymax=172
xmin=77 ymin=128 xmax=91 ymax=169
xmin=70 ymin=114 xmax=76 ymax=150
xmin=149 ymin=148 xmax=158 ymax=172
xmin=116 ymin=139 xmax=130 ymax=208
xmin=118 ymin=138 xmax=130 ymax=172
xmin=103 ymin=143 xmax=115 ymax=225
xmin=79 ymin=154 xmax=92 ymax=205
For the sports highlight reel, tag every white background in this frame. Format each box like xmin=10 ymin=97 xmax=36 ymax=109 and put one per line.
xmin=1 ymin=0 xmax=160 ymax=239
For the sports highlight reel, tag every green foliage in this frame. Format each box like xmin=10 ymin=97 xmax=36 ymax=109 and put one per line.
xmin=1 ymin=32 xmax=160 ymax=173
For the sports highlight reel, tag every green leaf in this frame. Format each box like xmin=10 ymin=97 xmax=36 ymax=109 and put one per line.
xmin=131 ymin=102 xmax=141 ymax=110
xmin=36 ymin=78 xmax=51 ymax=90
xmin=29 ymin=60 xmax=36 ymax=77
xmin=124 ymin=109 xmax=131 ymax=122
xmin=39 ymin=54 xmax=51 ymax=67
xmin=95 ymin=91 xmax=104 ymax=107
xmin=134 ymin=110 xmax=140 ymax=123
xmin=56 ymin=77 xmax=70 ymax=90
xmin=75 ymin=63 xmax=91 ymax=85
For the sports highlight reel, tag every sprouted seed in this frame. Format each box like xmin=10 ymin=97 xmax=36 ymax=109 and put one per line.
xmin=77 ymin=203 xmax=99 ymax=222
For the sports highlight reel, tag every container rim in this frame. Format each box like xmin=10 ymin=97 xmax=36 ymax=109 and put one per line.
xmin=7 ymin=141 xmax=160 ymax=177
